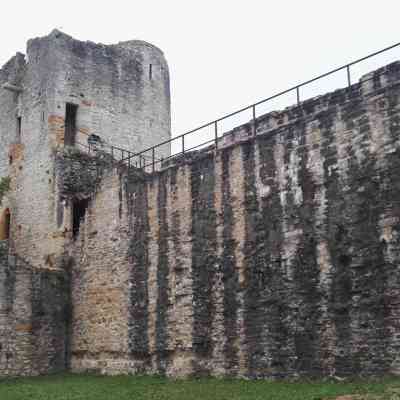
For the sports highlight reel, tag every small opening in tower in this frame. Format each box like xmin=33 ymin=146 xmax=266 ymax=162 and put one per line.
xmin=0 ymin=209 xmax=11 ymax=240
xmin=16 ymin=117 xmax=22 ymax=142
xmin=149 ymin=64 xmax=152 ymax=80
xmin=72 ymin=198 xmax=89 ymax=238
xmin=65 ymin=103 xmax=78 ymax=146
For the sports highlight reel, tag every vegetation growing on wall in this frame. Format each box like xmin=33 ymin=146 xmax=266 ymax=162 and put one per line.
xmin=0 ymin=176 xmax=10 ymax=206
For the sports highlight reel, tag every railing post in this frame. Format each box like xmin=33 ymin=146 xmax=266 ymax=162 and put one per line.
xmin=128 ymin=153 xmax=131 ymax=169
xmin=296 ymin=86 xmax=300 ymax=105
xmin=214 ymin=121 xmax=218 ymax=148
xmin=182 ymin=135 xmax=185 ymax=155
xmin=347 ymin=65 xmax=351 ymax=88
xmin=121 ymin=150 xmax=124 ymax=163
xmin=252 ymin=105 xmax=256 ymax=137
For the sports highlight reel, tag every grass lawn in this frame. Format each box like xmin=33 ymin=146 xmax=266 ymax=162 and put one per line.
xmin=0 ymin=374 xmax=399 ymax=400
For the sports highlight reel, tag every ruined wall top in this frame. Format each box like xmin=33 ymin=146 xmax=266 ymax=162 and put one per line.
xmin=26 ymin=29 xmax=171 ymax=152
xmin=0 ymin=29 xmax=171 ymax=179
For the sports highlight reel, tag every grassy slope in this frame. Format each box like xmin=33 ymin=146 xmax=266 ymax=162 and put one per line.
xmin=0 ymin=374 xmax=398 ymax=400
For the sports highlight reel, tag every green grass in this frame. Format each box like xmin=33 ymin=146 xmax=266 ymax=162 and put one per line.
xmin=0 ymin=374 xmax=399 ymax=400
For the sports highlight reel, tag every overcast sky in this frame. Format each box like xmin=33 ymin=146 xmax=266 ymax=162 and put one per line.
xmin=1 ymin=1 xmax=400 ymax=149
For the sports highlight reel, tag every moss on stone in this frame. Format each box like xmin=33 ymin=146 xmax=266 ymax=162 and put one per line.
xmin=0 ymin=176 xmax=10 ymax=206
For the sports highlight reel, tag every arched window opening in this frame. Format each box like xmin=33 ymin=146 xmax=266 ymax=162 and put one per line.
xmin=0 ymin=209 xmax=11 ymax=240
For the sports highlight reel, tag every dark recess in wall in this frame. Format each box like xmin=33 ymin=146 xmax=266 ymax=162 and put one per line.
xmin=72 ymin=199 xmax=89 ymax=238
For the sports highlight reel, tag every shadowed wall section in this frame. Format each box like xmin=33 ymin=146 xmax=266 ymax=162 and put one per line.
xmin=0 ymin=240 xmax=70 ymax=376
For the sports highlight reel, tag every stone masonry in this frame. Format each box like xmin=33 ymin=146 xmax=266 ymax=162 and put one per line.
xmin=1 ymin=30 xmax=400 ymax=379
xmin=67 ymin=62 xmax=400 ymax=378
xmin=0 ymin=240 xmax=70 ymax=376
xmin=0 ymin=30 xmax=170 ymax=376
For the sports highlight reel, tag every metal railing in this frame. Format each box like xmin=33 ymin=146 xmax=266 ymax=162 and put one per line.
xmin=78 ymin=42 xmax=400 ymax=173
xmin=75 ymin=140 xmax=150 ymax=169
xmin=126 ymin=41 xmax=400 ymax=173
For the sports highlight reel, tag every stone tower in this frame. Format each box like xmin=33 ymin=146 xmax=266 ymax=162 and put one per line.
xmin=0 ymin=29 xmax=170 ymax=262
xmin=0 ymin=30 xmax=170 ymax=375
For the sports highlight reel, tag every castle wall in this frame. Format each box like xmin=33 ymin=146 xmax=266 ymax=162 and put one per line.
xmin=0 ymin=241 xmax=70 ymax=376
xmin=69 ymin=62 xmax=400 ymax=378
xmin=69 ymin=171 xmax=131 ymax=374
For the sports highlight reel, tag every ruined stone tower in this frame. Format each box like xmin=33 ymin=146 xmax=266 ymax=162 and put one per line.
xmin=0 ymin=30 xmax=170 ymax=375
xmin=0 ymin=29 xmax=170 ymax=260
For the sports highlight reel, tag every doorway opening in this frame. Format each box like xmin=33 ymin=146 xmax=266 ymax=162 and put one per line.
xmin=72 ymin=199 xmax=89 ymax=238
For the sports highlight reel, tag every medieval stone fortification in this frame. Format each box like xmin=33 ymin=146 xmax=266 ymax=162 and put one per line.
xmin=0 ymin=31 xmax=400 ymax=379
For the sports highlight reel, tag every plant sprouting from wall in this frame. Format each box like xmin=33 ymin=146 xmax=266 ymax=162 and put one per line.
xmin=0 ymin=176 xmax=11 ymax=206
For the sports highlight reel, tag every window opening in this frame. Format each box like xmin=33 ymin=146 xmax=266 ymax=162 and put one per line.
xmin=16 ymin=117 xmax=21 ymax=142
xmin=149 ymin=64 xmax=152 ymax=80
xmin=65 ymin=103 xmax=78 ymax=146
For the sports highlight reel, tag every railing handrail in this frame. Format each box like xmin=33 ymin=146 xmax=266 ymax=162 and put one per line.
xmin=125 ymin=41 xmax=400 ymax=168
xmin=127 ymin=41 xmax=400 ymax=165
xmin=75 ymin=41 xmax=400 ymax=172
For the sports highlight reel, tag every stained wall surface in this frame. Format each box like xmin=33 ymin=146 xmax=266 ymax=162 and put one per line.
xmin=0 ymin=241 xmax=70 ymax=376
xmin=68 ymin=62 xmax=400 ymax=378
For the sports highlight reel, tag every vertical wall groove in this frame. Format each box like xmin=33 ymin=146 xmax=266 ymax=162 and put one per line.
xmin=292 ymin=121 xmax=322 ymax=376
xmin=170 ymin=164 xmax=194 ymax=376
xmin=220 ymin=148 xmax=239 ymax=375
xmin=211 ymin=154 xmax=226 ymax=375
xmin=191 ymin=154 xmax=217 ymax=375
xmin=156 ymin=171 xmax=170 ymax=373
xmin=127 ymin=176 xmax=150 ymax=371
xmin=146 ymin=177 xmax=159 ymax=370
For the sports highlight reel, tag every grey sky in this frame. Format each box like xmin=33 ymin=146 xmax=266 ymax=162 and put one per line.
xmin=1 ymin=0 xmax=400 ymax=151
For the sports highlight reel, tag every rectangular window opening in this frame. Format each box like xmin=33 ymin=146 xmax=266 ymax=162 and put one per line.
xmin=65 ymin=103 xmax=78 ymax=146
xmin=16 ymin=117 xmax=21 ymax=143
xmin=149 ymin=64 xmax=152 ymax=80
xmin=72 ymin=198 xmax=89 ymax=239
